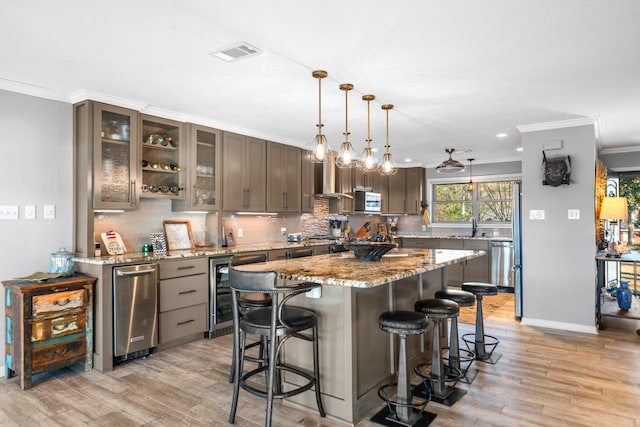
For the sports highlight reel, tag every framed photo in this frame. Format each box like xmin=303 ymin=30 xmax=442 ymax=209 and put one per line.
xmin=163 ymin=220 xmax=194 ymax=250
xmin=377 ymin=222 xmax=388 ymax=236
xmin=150 ymin=232 xmax=167 ymax=255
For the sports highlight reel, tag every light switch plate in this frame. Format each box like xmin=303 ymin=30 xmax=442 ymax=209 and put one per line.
xmin=237 ymin=228 xmax=243 ymax=238
xmin=568 ymin=209 xmax=580 ymax=219
xmin=529 ymin=210 xmax=545 ymax=220
xmin=24 ymin=205 xmax=36 ymax=219
xmin=0 ymin=205 xmax=19 ymax=219
xmin=44 ymin=204 xmax=55 ymax=219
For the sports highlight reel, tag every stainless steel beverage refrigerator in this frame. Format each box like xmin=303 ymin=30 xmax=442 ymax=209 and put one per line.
xmin=513 ymin=182 xmax=523 ymax=319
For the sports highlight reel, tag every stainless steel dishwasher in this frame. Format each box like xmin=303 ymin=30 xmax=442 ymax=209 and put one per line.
xmin=490 ymin=241 xmax=515 ymax=288
xmin=113 ymin=264 xmax=158 ymax=362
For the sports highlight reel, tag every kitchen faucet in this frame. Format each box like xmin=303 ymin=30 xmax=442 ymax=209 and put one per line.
xmin=471 ymin=217 xmax=477 ymax=237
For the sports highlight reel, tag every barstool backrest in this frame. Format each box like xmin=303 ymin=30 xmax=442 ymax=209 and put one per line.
xmin=229 ymin=268 xmax=278 ymax=293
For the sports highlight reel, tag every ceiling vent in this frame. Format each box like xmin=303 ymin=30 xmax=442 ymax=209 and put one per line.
xmin=209 ymin=42 xmax=261 ymax=62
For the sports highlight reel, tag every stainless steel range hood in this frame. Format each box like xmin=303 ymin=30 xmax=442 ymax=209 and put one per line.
xmin=314 ymin=153 xmax=353 ymax=199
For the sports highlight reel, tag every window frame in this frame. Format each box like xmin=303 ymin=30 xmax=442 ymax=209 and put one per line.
xmin=427 ymin=173 xmax=521 ymax=229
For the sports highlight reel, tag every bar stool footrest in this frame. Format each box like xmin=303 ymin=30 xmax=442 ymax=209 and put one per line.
xmin=462 ymin=332 xmax=501 ymax=364
xmin=443 ymin=348 xmax=478 ymax=384
xmin=413 ymin=363 xmax=467 ymax=406
xmin=370 ymin=383 xmax=436 ymax=427
xmin=240 ymin=364 xmax=315 ymax=400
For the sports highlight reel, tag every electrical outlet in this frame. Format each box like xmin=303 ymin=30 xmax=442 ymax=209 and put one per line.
xmin=44 ymin=204 xmax=55 ymax=219
xmin=281 ymin=227 xmax=287 ymax=235
xmin=237 ymin=228 xmax=243 ymax=238
xmin=568 ymin=209 xmax=580 ymax=220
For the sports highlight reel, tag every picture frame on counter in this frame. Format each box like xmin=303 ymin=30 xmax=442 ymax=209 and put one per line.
xmin=150 ymin=232 xmax=167 ymax=255
xmin=163 ymin=220 xmax=194 ymax=250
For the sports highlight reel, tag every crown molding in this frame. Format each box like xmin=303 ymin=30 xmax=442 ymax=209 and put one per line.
xmin=516 ymin=117 xmax=599 ymax=133
xmin=599 ymin=145 xmax=640 ymax=155
xmin=0 ymin=78 xmax=70 ymax=103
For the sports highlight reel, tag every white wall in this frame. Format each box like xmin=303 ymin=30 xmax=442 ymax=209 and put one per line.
xmin=0 ymin=90 xmax=73 ymax=375
xmin=520 ymin=122 xmax=597 ymax=333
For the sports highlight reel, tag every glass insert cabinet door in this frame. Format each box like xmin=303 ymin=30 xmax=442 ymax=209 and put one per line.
xmin=188 ymin=124 xmax=221 ymax=211
xmin=93 ymin=104 xmax=138 ymax=210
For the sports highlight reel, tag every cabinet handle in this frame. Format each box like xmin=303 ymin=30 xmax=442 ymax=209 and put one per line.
xmin=131 ymin=179 xmax=137 ymax=207
xmin=245 ymin=188 xmax=250 ymax=208
xmin=177 ymin=265 xmax=195 ymax=271
xmin=116 ymin=268 xmax=156 ymax=277
xmin=53 ymin=298 xmax=71 ymax=306
xmin=178 ymin=289 xmax=197 ymax=295
xmin=177 ymin=319 xmax=195 ymax=326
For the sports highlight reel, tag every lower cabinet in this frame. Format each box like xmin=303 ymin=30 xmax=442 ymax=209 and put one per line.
xmin=439 ymin=238 xmax=490 ymax=285
xmin=158 ymin=258 xmax=208 ymax=347
xmin=400 ymin=237 xmax=438 ymax=249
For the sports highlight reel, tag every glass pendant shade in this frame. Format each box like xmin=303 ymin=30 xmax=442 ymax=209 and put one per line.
xmin=358 ymin=94 xmax=378 ymax=172
xmin=307 ymin=70 xmax=331 ymax=163
xmin=436 ymin=148 xmax=466 ymax=173
xmin=336 ymin=83 xmax=357 ymax=168
xmin=379 ymin=104 xmax=398 ymax=176
xmin=467 ymin=158 xmax=474 ymax=189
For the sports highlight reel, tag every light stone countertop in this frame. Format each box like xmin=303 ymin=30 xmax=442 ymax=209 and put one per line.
xmin=73 ymin=240 xmax=338 ymax=265
xmin=232 ymin=248 xmax=485 ymax=288
xmin=397 ymin=234 xmax=512 ymax=241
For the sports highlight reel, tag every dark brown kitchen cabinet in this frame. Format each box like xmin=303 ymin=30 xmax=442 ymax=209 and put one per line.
xmin=140 ymin=115 xmax=185 ymax=201
xmin=386 ymin=167 xmax=424 ymax=214
xmin=266 ymin=141 xmax=301 ymax=212
xmin=387 ymin=169 xmax=406 ymax=214
xmin=332 ymin=166 xmax=354 ymax=213
xmin=222 ymin=132 xmax=266 ymax=212
xmin=3 ymin=275 xmax=95 ymax=390
xmin=439 ymin=238 xmax=490 ymax=285
xmin=301 ymin=154 xmax=317 ymax=213
xmin=173 ymin=124 xmax=221 ymax=212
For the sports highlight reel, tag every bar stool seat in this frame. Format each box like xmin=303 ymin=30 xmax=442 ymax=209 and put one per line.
xmin=371 ymin=311 xmax=436 ymax=427
xmin=414 ymin=299 xmax=466 ymax=406
xmin=461 ymin=282 xmax=502 ymax=364
xmin=434 ymin=289 xmax=478 ymax=384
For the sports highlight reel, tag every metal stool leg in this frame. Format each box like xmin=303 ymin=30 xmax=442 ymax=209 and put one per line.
xmin=448 ymin=316 xmax=477 ymax=384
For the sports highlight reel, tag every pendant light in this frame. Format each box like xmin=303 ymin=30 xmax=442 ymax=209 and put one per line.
xmin=436 ymin=148 xmax=466 ymax=174
xmin=467 ymin=158 xmax=475 ymax=190
xmin=307 ymin=70 xmax=331 ymax=163
xmin=336 ymin=83 xmax=357 ymax=168
xmin=379 ymin=104 xmax=398 ymax=176
xmin=358 ymin=94 xmax=378 ymax=172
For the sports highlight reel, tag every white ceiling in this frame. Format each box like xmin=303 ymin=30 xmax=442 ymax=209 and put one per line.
xmin=2 ymin=0 xmax=640 ymax=168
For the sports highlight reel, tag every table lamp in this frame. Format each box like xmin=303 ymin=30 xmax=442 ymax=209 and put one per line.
xmin=599 ymin=196 xmax=628 ymax=258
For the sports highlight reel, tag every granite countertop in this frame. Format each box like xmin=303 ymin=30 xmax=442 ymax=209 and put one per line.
xmin=233 ymin=248 xmax=486 ymax=289
xmin=397 ymin=234 xmax=512 ymax=242
xmin=73 ymin=240 xmax=338 ymax=265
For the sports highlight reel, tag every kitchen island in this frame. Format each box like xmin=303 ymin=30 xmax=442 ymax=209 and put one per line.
xmin=232 ymin=247 xmax=485 ymax=424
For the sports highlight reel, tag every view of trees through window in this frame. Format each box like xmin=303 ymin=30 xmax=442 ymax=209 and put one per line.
xmin=619 ymin=175 xmax=640 ymax=250
xmin=433 ymin=180 xmax=516 ymax=223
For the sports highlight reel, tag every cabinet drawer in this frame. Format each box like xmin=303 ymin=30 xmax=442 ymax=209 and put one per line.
xmin=159 ymin=258 xmax=207 ymax=280
xmin=269 ymin=249 xmax=287 ymax=261
xmin=32 ymin=289 xmax=86 ymax=316
xmin=32 ymin=311 xmax=86 ymax=342
xmin=159 ymin=275 xmax=208 ymax=312
xmin=31 ymin=338 xmax=86 ymax=373
xmin=159 ymin=303 xmax=207 ymax=343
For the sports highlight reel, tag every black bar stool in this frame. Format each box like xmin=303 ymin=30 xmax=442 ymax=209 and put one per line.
xmin=461 ymin=282 xmax=502 ymax=364
xmin=227 ymin=253 xmax=269 ymax=384
xmin=434 ymin=289 xmax=478 ymax=384
xmin=371 ymin=310 xmax=436 ymax=427
xmin=414 ymin=298 xmax=466 ymax=406
xmin=228 ymin=268 xmax=325 ymax=427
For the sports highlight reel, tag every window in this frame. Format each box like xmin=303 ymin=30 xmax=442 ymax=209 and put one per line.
xmin=433 ymin=180 xmax=517 ymax=223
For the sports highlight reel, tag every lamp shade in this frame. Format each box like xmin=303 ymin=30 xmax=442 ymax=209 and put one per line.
xmin=599 ymin=197 xmax=628 ymax=220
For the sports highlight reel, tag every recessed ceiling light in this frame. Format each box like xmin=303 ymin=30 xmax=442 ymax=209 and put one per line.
xmin=404 ymin=158 xmax=412 ymax=162
xmin=209 ymin=42 xmax=261 ymax=62
xmin=496 ymin=133 xmax=508 ymax=138
xmin=516 ymin=147 xmax=523 ymax=152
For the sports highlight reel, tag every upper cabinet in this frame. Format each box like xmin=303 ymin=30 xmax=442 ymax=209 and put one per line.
xmin=222 ymin=132 xmax=266 ymax=212
xmin=92 ymin=103 xmax=140 ymax=210
xmin=386 ymin=167 xmax=425 ymax=214
xmin=173 ymin=124 xmax=221 ymax=212
xmin=140 ymin=115 xmax=185 ymax=201
xmin=301 ymin=155 xmax=317 ymax=213
xmin=266 ymin=141 xmax=301 ymax=212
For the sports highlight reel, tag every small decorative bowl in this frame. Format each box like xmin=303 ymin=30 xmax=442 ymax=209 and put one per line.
xmin=349 ymin=242 xmax=397 ymax=261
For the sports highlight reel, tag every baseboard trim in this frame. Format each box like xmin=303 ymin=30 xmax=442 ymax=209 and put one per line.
xmin=521 ymin=317 xmax=598 ymax=335
xmin=0 ymin=365 xmax=5 ymax=378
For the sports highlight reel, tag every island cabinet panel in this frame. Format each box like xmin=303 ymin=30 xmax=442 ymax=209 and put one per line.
xmin=222 ymin=132 xmax=266 ymax=212
xmin=266 ymin=141 xmax=301 ymax=212
xmin=439 ymin=239 xmax=465 ymax=284
xmin=281 ymin=271 xmax=441 ymax=424
xmin=3 ymin=275 xmax=96 ymax=390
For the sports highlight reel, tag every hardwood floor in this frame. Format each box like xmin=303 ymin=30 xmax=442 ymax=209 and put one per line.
xmin=2 ymin=296 xmax=640 ymax=426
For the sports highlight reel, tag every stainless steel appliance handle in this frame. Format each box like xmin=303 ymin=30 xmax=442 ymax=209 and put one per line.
xmin=116 ymin=268 xmax=156 ymax=277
